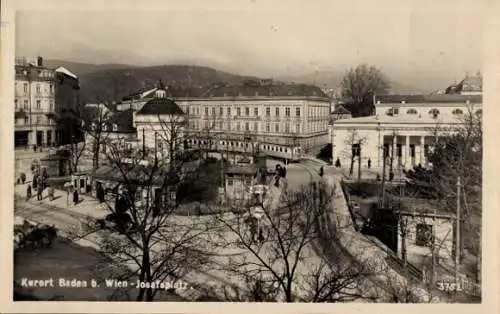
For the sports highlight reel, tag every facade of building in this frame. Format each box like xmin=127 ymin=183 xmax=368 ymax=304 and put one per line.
xmin=14 ymin=57 xmax=81 ymax=147
xmin=331 ymin=75 xmax=482 ymax=171
xmin=54 ymin=66 xmax=82 ymax=146
xmin=133 ymin=88 xmax=186 ymax=162
xmin=396 ymin=209 xmax=455 ymax=267
xmin=14 ymin=57 xmax=57 ymax=147
xmin=117 ymin=80 xmax=331 ymax=161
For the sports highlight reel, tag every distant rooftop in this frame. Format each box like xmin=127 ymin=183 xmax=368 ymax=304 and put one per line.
xmin=332 ymin=104 xmax=351 ymax=114
xmin=121 ymin=79 xmax=328 ymax=101
xmin=55 ymin=66 xmax=78 ymax=80
xmin=333 ymin=113 xmax=472 ymax=126
xmin=135 ymin=92 xmax=184 ymax=116
xmin=375 ymin=94 xmax=482 ymax=105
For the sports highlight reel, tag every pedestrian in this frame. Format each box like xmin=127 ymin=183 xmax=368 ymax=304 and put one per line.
xmin=73 ymin=189 xmax=79 ymax=205
xmin=368 ymin=158 xmax=372 ymax=169
xmin=389 ymin=171 xmax=394 ymax=181
xmin=37 ymin=185 xmax=43 ymax=201
xmin=258 ymin=227 xmax=264 ymax=244
xmin=26 ymin=185 xmax=32 ymax=200
xmin=48 ymin=186 xmax=54 ymax=201
xmin=20 ymin=173 xmax=26 ymax=184
xmin=335 ymin=158 xmax=341 ymax=168
xmin=33 ymin=176 xmax=38 ymax=190
xmin=319 ymin=166 xmax=324 ymax=177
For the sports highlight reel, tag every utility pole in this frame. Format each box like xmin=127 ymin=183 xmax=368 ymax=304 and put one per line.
xmin=142 ymin=128 xmax=146 ymax=156
xmin=380 ymin=145 xmax=387 ymax=208
xmin=154 ymin=131 xmax=158 ymax=164
xmin=455 ymin=176 xmax=461 ymax=288
xmin=357 ymin=141 xmax=362 ymax=181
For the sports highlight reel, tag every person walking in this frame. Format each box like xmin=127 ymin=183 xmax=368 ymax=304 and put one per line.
xmin=26 ymin=185 xmax=32 ymax=200
xmin=73 ymin=189 xmax=79 ymax=205
xmin=48 ymin=186 xmax=54 ymax=201
xmin=37 ymin=185 xmax=43 ymax=201
xmin=368 ymin=158 xmax=372 ymax=169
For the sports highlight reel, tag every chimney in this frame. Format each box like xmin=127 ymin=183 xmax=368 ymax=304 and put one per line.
xmin=37 ymin=56 xmax=43 ymax=67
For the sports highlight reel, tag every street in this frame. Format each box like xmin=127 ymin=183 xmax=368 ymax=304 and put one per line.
xmin=12 ymin=151 xmax=385 ymax=301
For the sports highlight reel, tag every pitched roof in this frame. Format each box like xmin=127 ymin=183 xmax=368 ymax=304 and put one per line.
xmin=375 ymin=94 xmax=482 ymax=104
xmin=55 ymin=66 xmax=78 ymax=80
xmin=200 ymin=82 xmax=327 ymax=98
xmin=224 ymin=164 xmax=258 ymax=175
xmin=135 ymin=98 xmax=184 ymax=116
xmin=108 ymin=110 xmax=136 ymax=133
xmin=332 ymin=104 xmax=351 ymax=114
xmin=121 ymin=81 xmax=328 ymax=101
xmin=333 ymin=113 xmax=465 ymax=125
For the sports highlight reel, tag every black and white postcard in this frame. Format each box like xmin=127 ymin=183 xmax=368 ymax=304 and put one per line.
xmin=1 ymin=0 xmax=499 ymax=313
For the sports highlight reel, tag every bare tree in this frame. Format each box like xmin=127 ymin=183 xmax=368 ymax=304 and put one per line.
xmin=75 ymin=117 xmax=214 ymax=301
xmin=210 ymin=179 xmax=377 ymax=302
xmin=341 ymin=64 xmax=390 ymax=117
xmin=81 ymin=102 xmax=113 ymax=171
xmin=343 ymin=129 xmax=367 ymax=179
xmin=67 ymin=135 xmax=87 ymax=174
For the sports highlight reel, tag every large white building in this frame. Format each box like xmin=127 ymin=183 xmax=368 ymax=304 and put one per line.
xmin=116 ymin=80 xmax=331 ymax=161
xmin=331 ymin=75 xmax=482 ymax=171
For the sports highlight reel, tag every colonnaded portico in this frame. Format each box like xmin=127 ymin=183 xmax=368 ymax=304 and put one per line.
xmin=331 ymin=93 xmax=481 ymax=172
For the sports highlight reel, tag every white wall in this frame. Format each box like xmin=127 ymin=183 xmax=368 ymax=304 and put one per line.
xmin=332 ymin=127 xmax=379 ymax=169
xmin=375 ymin=103 xmax=482 ymax=117
xmin=398 ymin=215 xmax=454 ymax=262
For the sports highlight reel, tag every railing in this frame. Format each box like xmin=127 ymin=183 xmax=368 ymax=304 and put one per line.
xmin=385 ymin=253 xmax=424 ymax=282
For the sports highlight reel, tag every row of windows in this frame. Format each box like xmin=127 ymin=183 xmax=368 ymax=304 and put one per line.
xmin=16 ymin=82 xmax=54 ymax=94
xmin=15 ymin=116 xmax=53 ymax=125
xmin=387 ymin=108 xmax=483 ymax=116
xmin=188 ymin=106 xmax=303 ymax=117
xmin=15 ymin=99 xmax=54 ymax=111
xmin=190 ymin=120 xmax=303 ymax=133
xmin=187 ymin=138 xmax=297 ymax=154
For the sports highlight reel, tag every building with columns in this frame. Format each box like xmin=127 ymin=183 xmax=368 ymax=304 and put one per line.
xmin=331 ymin=76 xmax=482 ymax=171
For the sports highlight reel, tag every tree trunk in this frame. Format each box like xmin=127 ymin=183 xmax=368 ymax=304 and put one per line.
xmin=349 ymin=155 xmax=354 ymax=176
xmin=285 ymin=281 xmax=293 ymax=302
xmin=136 ymin=268 xmax=146 ymax=301
xmin=93 ymin=137 xmax=101 ymax=170
xmin=357 ymin=152 xmax=362 ymax=181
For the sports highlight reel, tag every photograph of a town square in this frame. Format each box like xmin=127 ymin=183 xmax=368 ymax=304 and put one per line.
xmin=10 ymin=0 xmax=483 ymax=303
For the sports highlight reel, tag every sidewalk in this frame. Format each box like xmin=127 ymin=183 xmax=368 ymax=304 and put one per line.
xmin=14 ymin=183 xmax=109 ymax=220
xmin=322 ymin=175 xmax=444 ymax=302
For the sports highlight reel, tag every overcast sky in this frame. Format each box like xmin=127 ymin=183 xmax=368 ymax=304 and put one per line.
xmin=15 ymin=0 xmax=482 ymax=83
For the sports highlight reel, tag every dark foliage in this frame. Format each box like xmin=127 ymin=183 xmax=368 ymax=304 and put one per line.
xmin=341 ymin=64 xmax=390 ymax=117
xmin=176 ymin=160 xmax=222 ymax=204
xmin=316 ymin=143 xmax=332 ymax=162
xmin=78 ymin=65 xmax=258 ymax=103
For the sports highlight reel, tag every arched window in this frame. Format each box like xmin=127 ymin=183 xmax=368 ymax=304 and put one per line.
xmin=452 ymin=109 xmax=463 ymax=115
xmin=407 ymin=109 xmax=418 ymax=115
xmin=429 ymin=108 xmax=440 ymax=118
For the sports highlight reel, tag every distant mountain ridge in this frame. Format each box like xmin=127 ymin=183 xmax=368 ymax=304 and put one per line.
xmin=43 ymin=60 xmax=262 ymax=103
xmin=276 ymin=70 xmax=428 ymax=95
xmin=43 ymin=59 xmax=137 ymax=76
xmin=45 ymin=59 xmax=443 ymax=104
